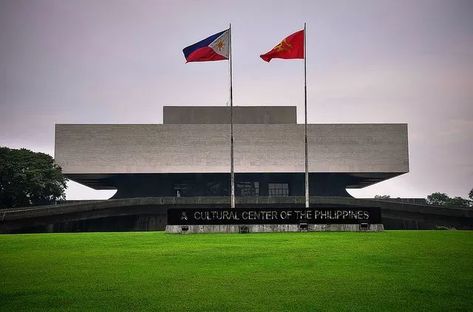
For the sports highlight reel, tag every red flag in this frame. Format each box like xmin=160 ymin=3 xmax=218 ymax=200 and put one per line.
xmin=260 ymin=30 xmax=304 ymax=62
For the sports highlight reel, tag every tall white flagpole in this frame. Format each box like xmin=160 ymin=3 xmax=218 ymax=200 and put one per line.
xmin=304 ymin=22 xmax=309 ymax=209
xmin=229 ymin=24 xmax=235 ymax=209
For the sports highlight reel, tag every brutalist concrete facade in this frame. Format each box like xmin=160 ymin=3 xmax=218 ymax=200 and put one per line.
xmin=55 ymin=106 xmax=409 ymax=198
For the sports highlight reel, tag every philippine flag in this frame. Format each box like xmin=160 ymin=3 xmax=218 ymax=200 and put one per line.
xmin=183 ymin=29 xmax=230 ymax=63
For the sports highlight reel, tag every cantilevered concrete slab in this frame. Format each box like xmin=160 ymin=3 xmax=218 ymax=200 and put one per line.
xmin=55 ymin=123 xmax=408 ymax=174
xmin=54 ymin=106 xmax=409 ymax=197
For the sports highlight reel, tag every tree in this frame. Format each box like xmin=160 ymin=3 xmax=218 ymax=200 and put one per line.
xmin=0 ymin=147 xmax=66 ymax=208
xmin=469 ymin=188 xmax=473 ymax=201
xmin=447 ymin=196 xmax=471 ymax=209
xmin=426 ymin=192 xmax=471 ymax=209
xmin=426 ymin=192 xmax=450 ymax=206
xmin=374 ymin=195 xmax=391 ymax=200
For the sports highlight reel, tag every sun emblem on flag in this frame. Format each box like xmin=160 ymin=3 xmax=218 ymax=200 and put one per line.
xmin=216 ymin=39 xmax=225 ymax=51
xmin=275 ymin=39 xmax=292 ymax=52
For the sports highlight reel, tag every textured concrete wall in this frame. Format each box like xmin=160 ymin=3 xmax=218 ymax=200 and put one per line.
xmin=55 ymin=123 xmax=408 ymax=174
xmin=163 ymin=106 xmax=297 ymax=124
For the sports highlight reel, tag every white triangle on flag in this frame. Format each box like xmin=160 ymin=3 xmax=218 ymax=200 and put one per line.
xmin=209 ymin=30 xmax=229 ymax=58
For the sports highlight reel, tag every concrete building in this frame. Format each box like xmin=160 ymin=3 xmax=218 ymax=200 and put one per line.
xmin=54 ymin=106 xmax=409 ymax=199
xmin=2 ymin=107 xmax=472 ymax=233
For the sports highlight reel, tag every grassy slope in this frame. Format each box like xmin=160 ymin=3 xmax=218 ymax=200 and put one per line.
xmin=0 ymin=231 xmax=472 ymax=311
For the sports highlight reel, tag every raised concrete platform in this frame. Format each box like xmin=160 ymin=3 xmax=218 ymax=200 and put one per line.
xmin=2 ymin=196 xmax=471 ymax=233
xmin=165 ymin=224 xmax=384 ymax=234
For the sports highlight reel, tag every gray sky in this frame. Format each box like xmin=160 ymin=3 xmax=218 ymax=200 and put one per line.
xmin=1 ymin=0 xmax=472 ymax=200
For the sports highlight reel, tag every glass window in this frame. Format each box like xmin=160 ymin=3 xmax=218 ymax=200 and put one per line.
xmin=236 ymin=182 xmax=259 ymax=197
xmin=268 ymin=183 xmax=289 ymax=196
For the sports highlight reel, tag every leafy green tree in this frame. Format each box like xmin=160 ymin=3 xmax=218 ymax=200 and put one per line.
xmin=426 ymin=192 xmax=450 ymax=206
xmin=0 ymin=147 xmax=66 ymax=208
xmin=374 ymin=195 xmax=391 ymax=199
xmin=426 ymin=192 xmax=472 ymax=209
xmin=447 ymin=196 xmax=471 ymax=209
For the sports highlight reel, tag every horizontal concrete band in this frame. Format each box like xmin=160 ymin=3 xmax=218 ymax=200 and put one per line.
xmin=55 ymin=123 xmax=408 ymax=174
xmin=165 ymin=224 xmax=385 ymax=233
xmin=163 ymin=106 xmax=297 ymax=124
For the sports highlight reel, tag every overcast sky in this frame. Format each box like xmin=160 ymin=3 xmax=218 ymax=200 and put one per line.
xmin=0 ymin=0 xmax=472 ymax=200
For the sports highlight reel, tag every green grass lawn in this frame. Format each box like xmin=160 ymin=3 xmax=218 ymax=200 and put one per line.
xmin=1 ymin=231 xmax=472 ymax=311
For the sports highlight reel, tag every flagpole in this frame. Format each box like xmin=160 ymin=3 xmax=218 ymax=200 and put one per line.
xmin=304 ymin=22 xmax=309 ymax=209
xmin=229 ymin=23 xmax=235 ymax=209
